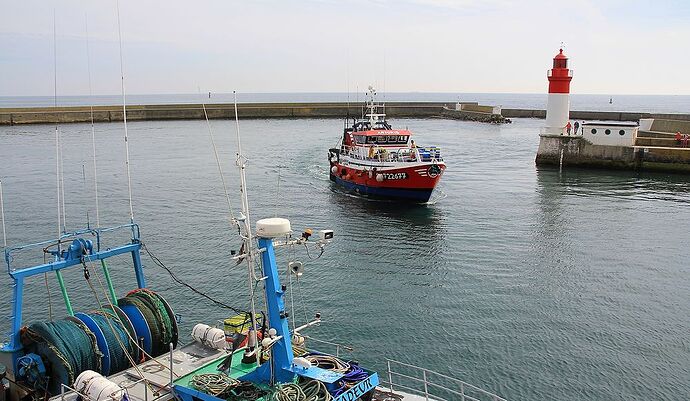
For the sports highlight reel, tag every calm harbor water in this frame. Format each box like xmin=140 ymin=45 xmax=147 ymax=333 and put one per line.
xmin=0 ymin=117 xmax=689 ymax=401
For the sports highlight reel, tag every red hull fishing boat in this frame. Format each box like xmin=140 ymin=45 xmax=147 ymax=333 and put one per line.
xmin=328 ymin=87 xmax=446 ymax=202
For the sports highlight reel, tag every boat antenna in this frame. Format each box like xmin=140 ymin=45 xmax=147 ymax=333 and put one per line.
xmin=82 ymin=163 xmax=90 ymax=228
xmin=383 ymin=52 xmax=386 ymax=116
xmin=59 ymin=125 xmax=67 ymax=232
xmin=346 ymin=53 xmax=350 ymax=127
xmin=53 ymin=10 xmax=63 ymax=239
xmin=1 ymin=179 xmax=7 ymax=248
xmin=85 ymin=13 xmax=100 ymax=228
xmin=198 ymin=87 xmax=236 ymax=226
xmin=233 ymin=91 xmax=261 ymax=367
xmin=116 ymin=0 xmax=135 ymax=223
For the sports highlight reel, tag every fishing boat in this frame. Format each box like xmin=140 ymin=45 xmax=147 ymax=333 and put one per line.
xmin=328 ymin=87 xmax=446 ymax=203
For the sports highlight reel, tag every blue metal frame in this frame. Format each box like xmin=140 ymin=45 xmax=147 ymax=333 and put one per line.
xmin=1 ymin=223 xmax=145 ymax=369
xmin=239 ymin=237 xmax=295 ymax=385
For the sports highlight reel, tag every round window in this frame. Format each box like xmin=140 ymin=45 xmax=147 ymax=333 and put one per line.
xmin=619 ymin=130 xmax=625 ymax=136
xmin=591 ymin=129 xmax=597 ymax=134
xmin=605 ymin=129 xmax=611 ymax=135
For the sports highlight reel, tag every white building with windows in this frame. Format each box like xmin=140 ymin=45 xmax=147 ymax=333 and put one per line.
xmin=582 ymin=122 xmax=639 ymax=147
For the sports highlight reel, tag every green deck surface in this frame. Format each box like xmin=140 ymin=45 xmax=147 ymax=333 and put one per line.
xmin=174 ymin=350 xmax=259 ymax=387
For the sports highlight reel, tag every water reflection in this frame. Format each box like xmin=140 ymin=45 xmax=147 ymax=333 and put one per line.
xmin=536 ymin=166 xmax=690 ymax=203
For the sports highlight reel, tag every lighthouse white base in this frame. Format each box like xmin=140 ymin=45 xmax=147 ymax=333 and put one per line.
xmin=544 ymin=93 xmax=570 ymax=135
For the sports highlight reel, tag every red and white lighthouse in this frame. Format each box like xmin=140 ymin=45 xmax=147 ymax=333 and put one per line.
xmin=545 ymin=48 xmax=573 ymax=134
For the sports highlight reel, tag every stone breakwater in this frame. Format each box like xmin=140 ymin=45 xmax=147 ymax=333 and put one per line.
xmin=2 ymin=102 xmax=690 ymax=125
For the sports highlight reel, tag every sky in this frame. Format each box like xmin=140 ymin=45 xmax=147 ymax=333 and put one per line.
xmin=1 ymin=0 xmax=689 ymax=96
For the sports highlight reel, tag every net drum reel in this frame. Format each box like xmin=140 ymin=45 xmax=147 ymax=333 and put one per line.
xmin=74 ymin=308 xmax=138 ymax=376
xmin=20 ymin=319 xmax=102 ymax=395
xmin=117 ymin=289 xmax=179 ymax=359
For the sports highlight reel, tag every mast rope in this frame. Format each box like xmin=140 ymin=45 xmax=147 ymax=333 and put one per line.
xmin=140 ymin=242 xmax=249 ymax=315
xmin=0 ymin=179 xmax=6 ymax=247
xmin=198 ymin=89 xmax=236 ymax=225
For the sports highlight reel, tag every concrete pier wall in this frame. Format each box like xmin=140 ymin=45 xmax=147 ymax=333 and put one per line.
xmin=3 ymin=102 xmax=690 ymax=126
xmin=535 ymin=135 xmax=638 ymax=170
xmin=0 ymin=102 xmax=447 ymax=125
xmin=535 ymin=135 xmax=690 ymax=173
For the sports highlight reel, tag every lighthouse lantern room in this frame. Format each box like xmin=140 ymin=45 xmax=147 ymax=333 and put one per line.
xmin=544 ymin=48 xmax=573 ymax=135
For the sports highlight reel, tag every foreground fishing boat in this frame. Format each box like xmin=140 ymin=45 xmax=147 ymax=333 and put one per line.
xmin=328 ymin=87 xmax=446 ymax=202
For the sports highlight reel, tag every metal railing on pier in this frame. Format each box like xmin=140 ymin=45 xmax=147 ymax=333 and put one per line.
xmin=379 ymin=359 xmax=506 ymax=401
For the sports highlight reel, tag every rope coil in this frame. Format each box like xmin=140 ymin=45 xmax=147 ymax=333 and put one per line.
xmin=190 ymin=373 xmax=239 ymax=398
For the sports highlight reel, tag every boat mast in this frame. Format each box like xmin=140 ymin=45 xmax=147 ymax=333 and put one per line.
xmin=233 ymin=91 xmax=261 ymax=367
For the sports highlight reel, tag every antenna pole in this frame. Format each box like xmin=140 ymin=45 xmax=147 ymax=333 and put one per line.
xmin=85 ymin=14 xmax=100 ymax=228
xmin=59 ymin=130 xmax=67 ymax=233
xmin=234 ymin=91 xmax=260 ymax=367
xmin=383 ymin=53 xmax=386 ymax=116
xmin=346 ymin=53 xmax=350 ymax=123
xmin=0 ymin=179 xmax=7 ymax=248
xmin=53 ymin=10 xmax=62 ymax=241
xmin=116 ymin=0 xmax=135 ymax=223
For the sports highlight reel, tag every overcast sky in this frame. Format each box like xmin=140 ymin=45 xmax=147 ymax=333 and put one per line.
xmin=1 ymin=0 xmax=689 ymax=96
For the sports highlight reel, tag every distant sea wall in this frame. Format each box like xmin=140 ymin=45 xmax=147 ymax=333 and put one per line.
xmin=2 ymin=102 xmax=690 ymax=125
xmin=0 ymin=102 xmax=445 ymax=125
xmin=502 ymin=109 xmax=690 ymax=122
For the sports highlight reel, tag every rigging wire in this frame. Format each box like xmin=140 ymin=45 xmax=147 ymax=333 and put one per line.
xmin=140 ymin=242 xmax=248 ymax=315
xmin=197 ymin=88 xmax=236 ymax=224
xmin=116 ymin=0 xmax=135 ymax=223
xmin=85 ymin=14 xmax=100 ymax=228
xmin=0 ymin=179 xmax=6 ymax=248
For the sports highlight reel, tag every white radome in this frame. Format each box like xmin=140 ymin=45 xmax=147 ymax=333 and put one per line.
xmin=256 ymin=217 xmax=292 ymax=238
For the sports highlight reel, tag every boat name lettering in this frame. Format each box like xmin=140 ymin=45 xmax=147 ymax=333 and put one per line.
xmin=383 ymin=172 xmax=408 ymax=180
xmin=334 ymin=376 xmax=376 ymax=401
